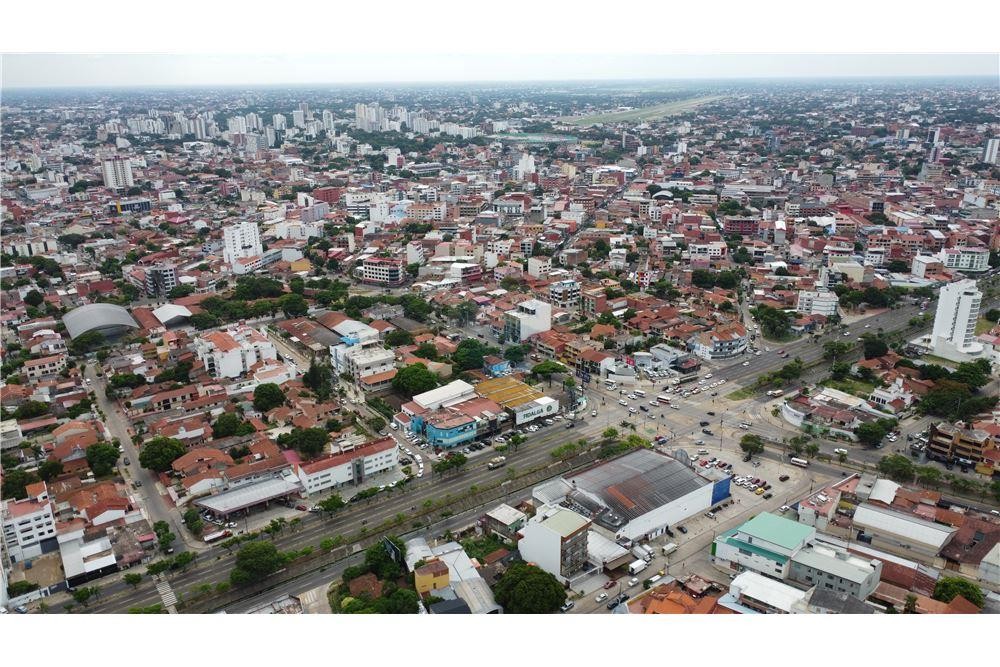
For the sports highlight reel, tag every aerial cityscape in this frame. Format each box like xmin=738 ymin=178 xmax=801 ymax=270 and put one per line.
xmin=3 ymin=59 xmax=1000 ymax=620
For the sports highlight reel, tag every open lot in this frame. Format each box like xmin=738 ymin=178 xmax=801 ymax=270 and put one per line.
xmin=558 ymin=95 xmax=724 ymax=125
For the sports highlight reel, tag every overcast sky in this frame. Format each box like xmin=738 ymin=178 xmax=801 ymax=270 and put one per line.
xmin=3 ymin=54 xmax=997 ymax=89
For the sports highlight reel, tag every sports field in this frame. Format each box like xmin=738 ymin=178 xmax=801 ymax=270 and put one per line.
xmin=558 ymin=95 xmax=724 ymax=126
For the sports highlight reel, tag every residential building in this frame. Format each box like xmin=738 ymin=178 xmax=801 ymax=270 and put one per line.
xmin=222 ymin=221 xmax=263 ymax=265
xmin=937 ymin=247 xmax=990 ymax=273
xmin=548 ymin=279 xmax=581 ymax=310
xmin=928 ymin=279 xmax=984 ymax=361
xmin=729 ymin=571 xmax=809 ymax=614
xmin=982 ymin=137 xmax=1000 ymax=165
xmin=787 ymin=544 xmax=882 ymax=600
xmin=144 ymin=264 xmax=178 ymax=297
xmin=690 ymin=322 xmax=748 ymax=360
xmin=101 ymin=156 xmax=134 ymax=191
xmin=484 ymin=504 xmax=527 ymax=540
xmin=23 ymin=353 xmax=67 ymax=380
xmin=2 ymin=482 xmax=56 ymax=562
xmin=194 ymin=325 xmax=278 ymax=379
xmin=361 ymin=257 xmax=405 ymax=286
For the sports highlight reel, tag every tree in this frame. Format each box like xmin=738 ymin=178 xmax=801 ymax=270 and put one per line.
xmin=23 ymin=289 xmax=44 ymax=307
xmin=751 ymin=305 xmax=792 ymax=339
xmin=531 ymin=360 xmax=568 ymax=386
xmin=932 ymin=577 xmax=984 ymax=608
xmin=153 ymin=520 xmax=176 ymax=553
xmin=739 ymin=434 xmax=765 ymax=457
xmin=384 ymin=329 xmax=414 ymax=347
xmin=72 ymin=586 xmax=99 ymax=607
xmin=492 ymin=563 xmax=566 ymax=613
xmin=877 ymin=454 xmax=916 ymax=483
xmin=279 ymin=293 xmax=309 ymax=318
xmin=830 ymin=361 xmax=851 ymax=381
xmin=503 ymin=345 xmax=527 ymax=364
xmin=182 ymin=508 xmax=204 ymax=536
xmin=167 ymin=284 xmax=195 ymax=299
xmin=253 ymin=383 xmax=286 ymax=412
xmin=37 ymin=459 xmax=64 ymax=482
xmin=855 ymin=422 xmax=890 ymax=448
xmin=399 ymin=294 xmax=432 ymax=321
xmin=916 ymin=466 xmax=943 ymax=489
xmin=602 ymin=427 xmax=619 ymax=440
xmin=903 ymin=594 xmax=918 ymax=614
xmin=452 ymin=339 xmax=492 ymax=371
xmin=861 ymin=335 xmax=889 ymax=359
xmin=124 ymin=573 xmax=142 ymax=589
xmin=1 ymin=469 xmax=39 ymax=500
xmin=7 ymin=580 xmax=40 ymax=597
xmin=432 ymin=453 xmax=468 ymax=475
xmin=230 ymin=541 xmax=287 ymax=586
xmin=212 ymin=412 xmax=254 ymax=438
xmin=413 ymin=342 xmax=439 ymax=361
xmin=302 ymin=362 xmax=333 ymax=401
xmin=277 ymin=427 xmax=329 ymax=459
xmin=316 ymin=492 xmax=346 ymax=517
xmin=392 ymin=363 xmax=440 ymax=398
xmin=86 ymin=443 xmax=120 ymax=476
xmin=14 ymin=401 xmax=50 ymax=420
xmin=138 ymin=436 xmax=186 ymax=472
xmin=69 ymin=331 xmax=106 ymax=355
xmin=823 ymin=341 xmax=852 ymax=360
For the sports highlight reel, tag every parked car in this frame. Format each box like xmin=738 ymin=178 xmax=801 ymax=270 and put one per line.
xmin=763 ymin=493 xmax=773 ymax=500
xmin=603 ymin=580 xmax=617 ymax=590
xmin=628 ymin=577 xmax=640 ymax=587
xmin=677 ymin=525 xmax=688 ymax=534
xmin=559 ymin=601 xmax=575 ymax=612
xmin=595 ymin=593 xmax=608 ymax=603
xmin=779 ymin=475 xmax=790 ymax=482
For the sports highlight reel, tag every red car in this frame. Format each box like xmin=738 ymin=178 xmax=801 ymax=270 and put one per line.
xmin=603 ymin=580 xmax=617 ymax=590
xmin=700 ymin=460 xmax=708 ymax=467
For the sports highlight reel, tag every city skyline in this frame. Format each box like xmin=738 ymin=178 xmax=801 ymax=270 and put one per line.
xmin=3 ymin=53 xmax=998 ymax=89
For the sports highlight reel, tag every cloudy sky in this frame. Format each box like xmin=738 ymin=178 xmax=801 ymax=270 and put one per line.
xmin=3 ymin=53 xmax=997 ymax=89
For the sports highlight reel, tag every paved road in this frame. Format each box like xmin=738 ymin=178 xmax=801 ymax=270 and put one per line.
xmin=84 ymin=364 xmax=196 ymax=553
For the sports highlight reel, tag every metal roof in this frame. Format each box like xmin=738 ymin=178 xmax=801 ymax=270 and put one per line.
xmin=853 ymin=503 xmax=957 ymax=549
xmin=62 ymin=303 xmax=139 ymax=339
xmin=194 ymin=476 xmax=301 ymax=515
xmin=565 ymin=449 xmax=709 ymax=521
xmin=739 ymin=513 xmax=815 ymax=551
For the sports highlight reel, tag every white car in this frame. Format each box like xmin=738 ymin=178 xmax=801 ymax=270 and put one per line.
xmin=628 ymin=577 xmax=640 ymax=587
xmin=628 ymin=407 xmax=638 ymax=414
xmin=554 ymin=415 xmax=563 ymax=421
xmin=591 ymin=410 xmax=598 ymax=417
xmin=595 ymin=593 xmax=608 ymax=603
xmin=742 ymin=361 xmax=751 ymax=366
xmin=843 ymin=331 xmax=851 ymax=337
xmin=754 ymin=351 xmax=762 ymax=356
xmin=719 ymin=379 xmax=727 ymax=384
xmin=417 ymin=472 xmax=423 ymax=478
xmin=619 ymin=399 xmax=628 ymax=406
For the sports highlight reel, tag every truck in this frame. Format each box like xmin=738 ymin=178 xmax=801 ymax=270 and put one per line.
xmin=487 ymin=456 xmax=507 ymax=470
xmin=661 ymin=542 xmax=678 ymax=557
xmin=631 ymin=546 xmax=652 ymax=562
xmin=628 ymin=559 xmax=649 ymax=576
xmin=204 ymin=529 xmax=232 ymax=544
xmin=766 ymin=389 xmax=785 ymax=397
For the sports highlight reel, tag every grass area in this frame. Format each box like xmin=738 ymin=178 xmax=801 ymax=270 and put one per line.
xmin=975 ymin=318 xmax=994 ymax=335
xmin=460 ymin=533 xmax=510 ymax=561
xmin=727 ymin=386 xmax=758 ymax=400
xmin=819 ymin=378 xmax=877 ymax=398
xmin=559 ymin=95 xmax=724 ymax=126
xmin=919 ymin=353 xmax=958 ymax=367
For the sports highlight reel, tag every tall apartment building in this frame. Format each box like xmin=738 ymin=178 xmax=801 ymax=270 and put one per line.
xmin=222 ymin=221 xmax=263 ymax=265
xmin=937 ymin=247 xmax=990 ymax=273
xmin=982 ymin=137 xmax=1000 ymax=165
xmin=795 ymin=290 xmax=839 ymax=317
xmin=548 ymin=279 xmax=581 ymax=310
xmin=101 ymin=157 xmax=134 ymax=191
xmin=194 ymin=325 xmax=277 ymax=379
xmin=144 ymin=264 xmax=178 ymax=297
xmin=930 ymin=279 xmax=983 ymax=360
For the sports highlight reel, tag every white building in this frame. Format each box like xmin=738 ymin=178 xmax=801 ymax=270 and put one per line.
xmin=2 ymin=483 xmax=56 ymax=563
xmin=503 ymin=299 xmax=552 ymax=342
xmin=101 ymin=157 xmax=134 ymax=191
xmin=729 ymin=571 xmax=809 ymax=614
xmin=516 ymin=505 xmax=591 ymax=585
xmin=222 ymin=221 xmax=263 ymax=266
xmin=526 ymin=256 xmax=552 ymax=279
xmin=796 ymin=290 xmax=839 ymax=317
xmin=937 ymin=247 xmax=990 ymax=273
xmin=195 ymin=325 xmax=278 ymax=379
xmin=929 ymin=279 xmax=984 ymax=361
xmin=982 ymin=137 xmax=1000 ymax=165
xmin=293 ymin=437 xmax=398 ymax=496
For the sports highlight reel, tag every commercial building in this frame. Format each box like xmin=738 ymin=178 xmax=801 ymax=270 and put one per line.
xmin=926 ymin=422 xmax=994 ymax=465
xmin=474 ymin=376 xmax=558 ymax=425
xmin=788 ymin=543 xmax=882 ymax=600
xmin=101 ymin=156 xmax=134 ymax=191
xmin=729 ymin=571 xmax=809 ymax=614
xmin=503 ymin=298 xmax=552 ymax=342
xmin=404 ymin=537 xmax=503 ymax=614
xmin=62 ymin=303 xmax=140 ymax=340
xmin=851 ymin=503 xmax=958 ymax=561
xmin=293 ymin=437 xmax=398 ymax=496
xmin=713 ymin=512 xmax=816 ymax=580
xmin=928 ymin=279 xmax=984 ymax=361
xmin=796 ymin=290 xmax=839 ymax=317
xmin=533 ymin=449 xmax=728 ymax=543
xmin=484 ymin=503 xmax=527 ymax=540
xmin=516 ymin=505 xmax=591 ymax=585
xmin=222 ymin=221 xmax=263 ymax=266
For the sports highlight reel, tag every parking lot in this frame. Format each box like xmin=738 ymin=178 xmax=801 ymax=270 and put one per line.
xmin=568 ymin=444 xmax=815 ymax=614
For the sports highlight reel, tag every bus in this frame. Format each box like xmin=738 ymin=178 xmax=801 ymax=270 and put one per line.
xmin=657 ymin=395 xmax=672 ymax=404
xmin=790 ymin=458 xmax=809 ymax=468
xmin=604 ymin=379 xmax=617 ymax=391
xmin=633 ymin=389 xmax=646 ymax=398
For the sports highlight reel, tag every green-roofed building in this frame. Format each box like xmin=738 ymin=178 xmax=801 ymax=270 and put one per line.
xmin=711 ymin=512 xmax=816 ymax=580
